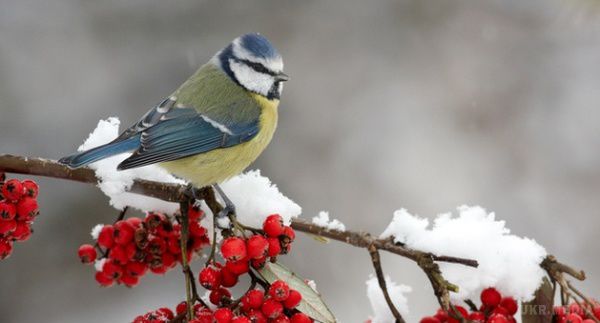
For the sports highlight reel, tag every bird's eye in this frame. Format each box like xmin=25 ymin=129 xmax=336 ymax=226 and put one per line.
xmin=235 ymin=58 xmax=276 ymax=76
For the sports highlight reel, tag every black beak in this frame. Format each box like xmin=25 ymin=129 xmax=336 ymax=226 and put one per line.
xmin=275 ymin=72 xmax=290 ymax=82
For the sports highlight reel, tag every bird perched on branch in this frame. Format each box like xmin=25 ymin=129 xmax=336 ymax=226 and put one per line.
xmin=59 ymin=33 xmax=288 ymax=219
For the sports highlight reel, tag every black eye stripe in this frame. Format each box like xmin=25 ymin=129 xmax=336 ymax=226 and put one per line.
xmin=234 ymin=58 xmax=277 ymax=77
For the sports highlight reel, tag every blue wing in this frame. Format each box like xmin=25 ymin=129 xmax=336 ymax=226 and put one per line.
xmin=116 ymin=106 xmax=259 ymax=170
xmin=59 ymin=97 xmax=260 ymax=170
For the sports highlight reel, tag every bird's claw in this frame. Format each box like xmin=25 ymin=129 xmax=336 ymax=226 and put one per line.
xmin=216 ymin=205 xmax=235 ymax=230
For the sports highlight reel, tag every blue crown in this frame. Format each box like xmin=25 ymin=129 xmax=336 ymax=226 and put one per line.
xmin=238 ymin=33 xmax=280 ymax=59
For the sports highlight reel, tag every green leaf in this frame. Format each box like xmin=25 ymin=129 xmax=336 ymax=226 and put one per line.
xmin=521 ymin=277 xmax=554 ymax=323
xmin=258 ymin=262 xmax=336 ymax=323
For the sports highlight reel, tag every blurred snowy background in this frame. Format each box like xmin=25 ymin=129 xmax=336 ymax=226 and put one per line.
xmin=1 ymin=0 xmax=600 ymax=322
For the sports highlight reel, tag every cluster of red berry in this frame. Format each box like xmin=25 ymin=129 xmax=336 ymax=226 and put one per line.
xmin=133 ymin=280 xmax=312 ymax=323
xmin=132 ymin=214 xmax=313 ymax=323
xmin=420 ymin=288 xmax=518 ymax=323
xmin=78 ymin=206 xmax=210 ymax=287
xmin=553 ymin=301 xmax=600 ymax=323
xmin=0 ymin=174 xmax=40 ymax=259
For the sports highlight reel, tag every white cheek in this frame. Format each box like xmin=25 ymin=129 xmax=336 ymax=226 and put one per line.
xmin=230 ymin=59 xmax=274 ymax=96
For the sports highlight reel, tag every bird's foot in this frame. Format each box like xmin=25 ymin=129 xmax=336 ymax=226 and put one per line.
xmin=183 ymin=183 xmax=202 ymax=201
xmin=216 ymin=205 xmax=236 ymax=230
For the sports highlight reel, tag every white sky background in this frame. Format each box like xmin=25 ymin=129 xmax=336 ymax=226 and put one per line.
xmin=1 ymin=1 xmax=600 ymax=322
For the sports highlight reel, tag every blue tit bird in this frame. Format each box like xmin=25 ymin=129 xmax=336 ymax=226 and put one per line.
xmin=58 ymin=33 xmax=289 ymax=217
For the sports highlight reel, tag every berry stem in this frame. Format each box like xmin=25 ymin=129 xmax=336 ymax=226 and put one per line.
xmin=178 ymin=200 xmax=194 ymax=321
xmin=368 ymin=244 xmax=405 ymax=323
xmin=205 ymin=212 xmax=218 ymax=267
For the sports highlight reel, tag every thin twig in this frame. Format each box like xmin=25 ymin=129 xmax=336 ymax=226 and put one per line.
xmin=0 ymin=154 xmax=478 ymax=268
xmin=179 ymin=200 xmax=194 ymax=321
xmin=368 ymin=244 xmax=405 ymax=323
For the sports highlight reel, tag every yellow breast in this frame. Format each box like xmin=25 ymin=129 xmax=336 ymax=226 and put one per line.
xmin=159 ymin=95 xmax=278 ymax=187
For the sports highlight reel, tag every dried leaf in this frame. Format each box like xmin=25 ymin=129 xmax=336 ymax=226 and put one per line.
xmin=522 ymin=277 xmax=554 ymax=323
xmin=258 ymin=262 xmax=336 ymax=323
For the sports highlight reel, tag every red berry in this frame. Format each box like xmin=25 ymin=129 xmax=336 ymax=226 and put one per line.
xmin=21 ymin=180 xmax=39 ymax=198
xmin=570 ymin=303 xmax=584 ymax=316
xmin=214 ymin=308 xmax=234 ymax=323
xmin=109 ymin=245 xmax=129 ymax=265
xmin=0 ymin=201 xmax=16 ymax=220
xmin=420 ymin=317 xmax=441 ymax=323
xmin=290 ymin=313 xmax=312 ymax=323
xmin=481 ymin=287 xmax=502 ymax=308
xmin=188 ymin=203 xmax=204 ymax=221
xmin=500 ymin=296 xmax=518 ymax=315
xmin=246 ymin=309 xmax=267 ymax=323
xmin=555 ymin=306 xmax=567 ymax=317
xmin=261 ymin=299 xmax=283 ymax=319
xmin=126 ymin=261 xmax=148 ymax=277
xmin=119 ymin=273 xmax=140 ymax=287
xmin=447 ymin=305 xmax=468 ymax=323
xmin=102 ymin=259 xmax=123 ymax=279
xmin=97 ymin=225 xmax=114 ymax=249
xmin=269 ymin=280 xmax=291 ymax=301
xmin=126 ymin=217 xmax=142 ymax=228
xmin=583 ymin=320 xmax=596 ymax=323
xmin=267 ymin=237 xmax=282 ymax=257
xmin=221 ymin=237 xmax=247 ymax=261
xmin=282 ymin=226 xmax=295 ymax=241
xmin=2 ymin=179 xmax=23 ymax=201
xmin=468 ymin=311 xmax=485 ymax=322
xmin=272 ymin=314 xmax=291 ymax=323
xmin=162 ymin=252 xmax=176 ymax=268
xmin=175 ymin=301 xmax=187 ymax=314
xmin=565 ymin=313 xmax=583 ymax=323
xmin=199 ymin=266 xmax=222 ymax=290
xmin=149 ymin=263 xmax=168 ymax=275
xmin=592 ymin=305 xmax=600 ymax=319
xmin=95 ymin=271 xmax=114 ymax=287
xmin=0 ymin=219 xmax=17 ymax=235
xmin=283 ymin=289 xmax=302 ymax=308
xmin=156 ymin=308 xmax=174 ymax=320
xmin=192 ymin=306 xmax=214 ymax=323
xmin=113 ymin=220 xmax=135 ymax=245
xmin=209 ymin=287 xmax=231 ymax=306
xmin=242 ymin=289 xmax=265 ymax=309
xmin=246 ymin=235 xmax=269 ymax=259
xmin=16 ymin=197 xmax=38 ymax=221
xmin=144 ymin=212 xmax=166 ymax=230
xmin=263 ymin=214 xmax=284 ymax=237
xmin=0 ymin=239 xmax=13 ymax=259
xmin=189 ymin=221 xmax=206 ymax=237
xmin=12 ymin=222 xmax=32 ymax=241
xmin=78 ymin=244 xmax=97 ymax=263
xmin=220 ymin=266 xmax=239 ymax=288
xmin=488 ymin=314 xmax=509 ymax=323
xmin=434 ymin=309 xmax=448 ymax=321
xmin=147 ymin=236 xmax=167 ymax=255
xmin=231 ymin=317 xmax=251 ymax=323
xmin=251 ymin=256 xmax=267 ymax=269
xmin=226 ymin=259 xmax=249 ymax=275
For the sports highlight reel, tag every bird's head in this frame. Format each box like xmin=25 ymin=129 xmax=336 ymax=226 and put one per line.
xmin=213 ymin=33 xmax=288 ymax=100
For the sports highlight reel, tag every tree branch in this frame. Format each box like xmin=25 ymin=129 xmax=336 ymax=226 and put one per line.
xmin=368 ymin=244 xmax=405 ymax=323
xmin=0 ymin=154 xmax=479 ymax=311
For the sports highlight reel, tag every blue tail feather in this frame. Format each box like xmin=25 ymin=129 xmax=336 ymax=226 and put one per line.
xmin=58 ymin=137 xmax=139 ymax=168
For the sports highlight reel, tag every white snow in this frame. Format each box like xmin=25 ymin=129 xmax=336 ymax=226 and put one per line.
xmin=94 ymin=258 xmax=107 ymax=272
xmin=78 ymin=117 xmax=184 ymax=214
xmin=217 ymin=170 xmax=301 ymax=228
xmin=90 ymin=224 xmax=104 ymax=240
xmin=366 ymin=275 xmax=411 ymax=323
xmin=78 ymin=118 xmax=302 ymax=223
xmin=312 ymin=211 xmax=346 ymax=231
xmin=306 ymin=280 xmax=318 ymax=293
xmin=380 ymin=205 xmax=547 ymax=301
